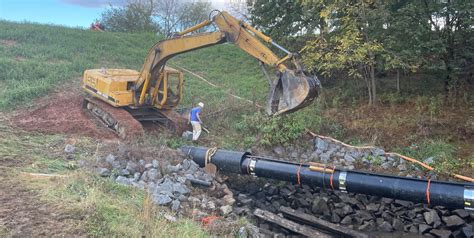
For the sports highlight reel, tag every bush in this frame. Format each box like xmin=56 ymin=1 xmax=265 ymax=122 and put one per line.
xmin=235 ymin=112 xmax=306 ymax=147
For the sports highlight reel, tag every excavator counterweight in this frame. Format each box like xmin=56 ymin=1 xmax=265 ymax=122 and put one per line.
xmin=82 ymin=10 xmax=320 ymax=138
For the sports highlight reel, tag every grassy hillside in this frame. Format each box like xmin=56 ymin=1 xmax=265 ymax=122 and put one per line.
xmin=0 ymin=20 xmax=267 ymax=110
xmin=0 ymin=21 xmax=160 ymax=109
xmin=1 ymin=20 xmax=472 ymax=173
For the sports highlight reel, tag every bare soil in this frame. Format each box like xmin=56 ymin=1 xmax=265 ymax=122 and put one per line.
xmin=12 ymin=88 xmax=117 ymax=139
xmin=0 ymin=158 xmax=85 ymax=237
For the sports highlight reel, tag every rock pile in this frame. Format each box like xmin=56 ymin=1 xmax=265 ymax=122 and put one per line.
xmin=234 ymin=136 xmax=473 ymax=237
xmin=273 ymin=137 xmax=442 ymax=179
xmin=229 ymin=177 xmax=473 ymax=237
xmin=93 ymin=149 xmax=235 ymax=217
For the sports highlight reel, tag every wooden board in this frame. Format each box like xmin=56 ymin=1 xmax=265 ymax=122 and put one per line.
xmin=279 ymin=206 xmax=369 ymax=238
xmin=253 ymin=208 xmax=333 ymax=238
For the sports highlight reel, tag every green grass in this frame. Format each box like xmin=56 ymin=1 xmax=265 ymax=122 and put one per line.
xmin=0 ymin=20 xmax=157 ymax=109
xmin=395 ymin=139 xmax=460 ymax=172
xmin=46 ymin=173 xmax=208 ymax=237
xmin=0 ymin=125 xmax=209 ymax=237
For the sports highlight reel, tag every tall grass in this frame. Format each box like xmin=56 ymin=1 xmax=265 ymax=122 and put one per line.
xmin=0 ymin=20 xmax=157 ymax=109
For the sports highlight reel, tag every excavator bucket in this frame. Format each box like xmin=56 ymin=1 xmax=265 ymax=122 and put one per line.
xmin=267 ymin=70 xmax=320 ymax=116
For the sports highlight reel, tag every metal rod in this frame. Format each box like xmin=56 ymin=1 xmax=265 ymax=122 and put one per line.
xmin=181 ymin=146 xmax=474 ymax=210
xmin=271 ymin=41 xmax=291 ymax=55
xmin=241 ymin=21 xmax=291 ymax=55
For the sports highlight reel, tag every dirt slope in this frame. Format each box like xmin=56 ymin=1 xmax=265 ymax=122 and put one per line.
xmin=12 ymin=87 xmax=116 ymax=139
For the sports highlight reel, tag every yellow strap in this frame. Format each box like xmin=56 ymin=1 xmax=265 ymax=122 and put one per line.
xmin=205 ymin=147 xmax=218 ymax=166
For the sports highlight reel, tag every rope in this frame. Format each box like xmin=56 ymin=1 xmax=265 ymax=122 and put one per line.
xmin=205 ymin=147 xmax=218 ymax=167
xmin=171 ymin=65 xmax=262 ymax=108
xmin=305 ymin=129 xmax=474 ymax=183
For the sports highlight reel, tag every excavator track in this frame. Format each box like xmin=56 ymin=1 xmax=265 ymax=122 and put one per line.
xmin=125 ymin=107 xmax=188 ymax=135
xmin=83 ymin=97 xmax=144 ymax=139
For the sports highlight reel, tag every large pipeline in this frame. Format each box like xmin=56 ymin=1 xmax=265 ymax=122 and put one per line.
xmin=181 ymin=146 xmax=474 ymax=210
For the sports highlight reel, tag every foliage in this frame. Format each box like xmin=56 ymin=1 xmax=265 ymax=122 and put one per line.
xmin=152 ymin=0 xmax=212 ymax=36
xmin=235 ymin=113 xmax=307 ymax=147
xmin=414 ymin=95 xmax=443 ymax=121
xmin=246 ymin=0 xmax=474 ymax=103
xmin=383 ymin=0 xmax=474 ymax=96
xmin=100 ymin=0 xmax=161 ymax=33
xmin=302 ymin=0 xmax=389 ymax=106
xmin=247 ymin=0 xmax=323 ymax=47
xmin=98 ymin=0 xmax=212 ymax=35
xmin=179 ymin=1 xmax=213 ymax=32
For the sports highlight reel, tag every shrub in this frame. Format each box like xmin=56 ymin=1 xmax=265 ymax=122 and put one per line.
xmin=235 ymin=112 xmax=307 ymax=147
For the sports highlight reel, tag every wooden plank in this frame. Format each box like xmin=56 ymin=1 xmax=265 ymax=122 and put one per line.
xmin=253 ymin=208 xmax=333 ymax=238
xmin=279 ymin=206 xmax=368 ymax=238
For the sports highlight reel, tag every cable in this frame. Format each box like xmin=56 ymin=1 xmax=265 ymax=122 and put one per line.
xmin=306 ymin=129 xmax=474 ymax=183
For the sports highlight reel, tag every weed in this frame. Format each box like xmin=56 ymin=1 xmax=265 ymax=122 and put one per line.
xmin=379 ymin=93 xmax=406 ymax=106
xmin=427 ymin=95 xmax=443 ymax=120
xmin=235 ymin=112 xmax=307 ymax=147
xmin=396 ymin=139 xmax=460 ymax=173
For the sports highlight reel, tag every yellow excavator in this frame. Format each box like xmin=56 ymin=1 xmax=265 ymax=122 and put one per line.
xmin=82 ymin=10 xmax=320 ymax=138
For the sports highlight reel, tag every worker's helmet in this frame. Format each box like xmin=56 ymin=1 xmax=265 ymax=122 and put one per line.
xmin=198 ymin=102 xmax=204 ymax=108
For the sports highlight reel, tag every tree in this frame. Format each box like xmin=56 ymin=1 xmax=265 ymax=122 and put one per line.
xmin=406 ymin=0 xmax=473 ymax=98
xmin=179 ymin=1 xmax=212 ymax=32
xmin=249 ymin=0 xmax=472 ymax=103
xmin=381 ymin=1 xmax=427 ymax=94
xmin=247 ymin=0 xmax=328 ymax=49
xmin=99 ymin=0 xmax=161 ymax=33
xmin=153 ymin=0 xmax=211 ymax=36
xmin=303 ymin=0 xmax=389 ymax=106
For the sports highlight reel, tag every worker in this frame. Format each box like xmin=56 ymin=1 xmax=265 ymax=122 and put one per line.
xmin=189 ymin=102 xmax=204 ymax=141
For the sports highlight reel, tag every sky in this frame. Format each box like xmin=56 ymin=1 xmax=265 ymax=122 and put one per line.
xmin=0 ymin=0 xmax=237 ymax=28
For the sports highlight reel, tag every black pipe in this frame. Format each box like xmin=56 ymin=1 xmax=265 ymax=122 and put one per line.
xmin=181 ymin=146 xmax=474 ymax=210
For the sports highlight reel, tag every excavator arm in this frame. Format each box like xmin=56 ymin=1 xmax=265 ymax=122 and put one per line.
xmin=134 ymin=10 xmax=320 ymax=115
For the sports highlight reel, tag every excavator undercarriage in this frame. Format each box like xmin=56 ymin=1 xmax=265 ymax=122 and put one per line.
xmin=83 ymin=97 xmax=187 ymax=138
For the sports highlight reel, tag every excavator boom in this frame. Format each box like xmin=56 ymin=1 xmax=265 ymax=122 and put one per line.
xmin=134 ymin=10 xmax=320 ymax=115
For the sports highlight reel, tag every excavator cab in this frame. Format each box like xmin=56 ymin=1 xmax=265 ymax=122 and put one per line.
xmin=153 ymin=67 xmax=183 ymax=109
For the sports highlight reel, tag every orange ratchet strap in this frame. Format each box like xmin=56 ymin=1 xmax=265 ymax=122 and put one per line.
xmin=426 ymin=178 xmax=431 ymax=205
xmin=330 ymin=165 xmax=336 ymax=190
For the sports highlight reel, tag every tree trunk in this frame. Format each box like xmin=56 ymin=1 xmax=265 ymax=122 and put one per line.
xmin=371 ymin=64 xmax=377 ymax=106
xmin=367 ymin=79 xmax=372 ymax=106
xmin=364 ymin=66 xmax=372 ymax=105
xmin=396 ymin=69 xmax=400 ymax=94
